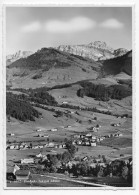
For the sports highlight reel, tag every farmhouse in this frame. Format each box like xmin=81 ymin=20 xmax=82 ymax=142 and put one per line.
xmin=77 ymin=140 xmax=82 ymax=145
xmin=39 ymin=145 xmax=44 ymax=149
xmin=21 ymin=158 xmax=34 ymax=164
xmin=62 ymin=101 xmax=68 ymax=104
xmin=10 ymin=145 xmax=14 ymax=150
xmin=51 ymin=128 xmax=58 ymax=132
xmin=91 ymin=142 xmax=97 ymax=147
xmin=99 ymin=163 xmax=106 ymax=167
xmin=85 ymin=141 xmax=90 ymax=146
xmin=36 ymin=153 xmax=43 ymax=158
xmin=48 ymin=142 xmax=55 ymax=147
xmin=92 ymin=136 xmax=97 ymax=140
xmin=14 ymin=145 xmax=19 ymax=150
xmin=36 ymin=129 xmax=42 ymax=132
xmin=90 ymin=163 xmax=97 ymax=168
xmin=15 ymin=170 xmax=30 ymax=181
xmin=32 ymin=145 xmax=39 ymax=149
xmin=86 ymin=133 xmax=92 ymax=137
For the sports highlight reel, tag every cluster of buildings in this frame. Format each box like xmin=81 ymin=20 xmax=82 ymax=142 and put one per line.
xmin=72 ymin=131 xmax=123 ymax=147
xmin=6 ymin=141 xmax=67 ymax=151
xmin=111 ymin=123 xmax=121 ymax=127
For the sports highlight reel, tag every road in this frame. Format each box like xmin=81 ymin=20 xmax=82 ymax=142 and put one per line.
xmin=29 ymin=173 xmax=111 ymax=188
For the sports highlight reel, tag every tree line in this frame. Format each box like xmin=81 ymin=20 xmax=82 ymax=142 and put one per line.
xmin=6 ymin=92 xmax=41 ymax=122
xmin=77 ymin=81 xmax=132 ymax=101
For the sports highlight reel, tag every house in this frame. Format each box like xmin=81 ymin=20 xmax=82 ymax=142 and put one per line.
xmin=36 ymin=153 xmax=43 ymax=158
xmin=95 ymin=158 xmax=101 ymax=163
xmin=43 ymin=135 xmax=49 ymax=138
xmin=72 ymin=141 xmax=76 ymax=145
xmin=62 ymin=144 xmax=66 ymax=148
xmin=80 ymin=135 xmax=85 ymax=139
xmin=14 ymin=145 xmax=19 ymax=150
xmin=19 ymin=145 xmax=24 ymax=149
xmin=74 ymin=135 xmax=80 ymax=139
xmin=67 ymin=125 xmax=71 ymax=128
xmin=21 ymin=158 xmax=34 ymax=164
xmin=44 ymin=144 xmax=49 ymax=148
xmin=85 ymin=141 xmax=90 ymax=146
xmin=77 ymin=140 xmax=82 ymax=145
xmin=83 ymin=156 xmax=88 ymax=161
xmin=93 ymin=127 xmax=97 ymax=131
xmin=90 ymin=163 xmax=97 ymax=168
xmin=71 ymin=111 xmax=75 ymax=114
xmin=39 ymin=145 xmax=44 ymax=149
xmin=59 ymin=144 xmax=63 ymax=149
xmin=91 ymin=142 xmax=97 ymax=147
xmin=62 ymin=101 xmax=68 ymax=104
xmin=15 ymin=170 xmax=30 ymax=181
xmin=7 ymin=133 xmax=15 ymax=136
xmin=32 ymin=145 xmax=39 ymax=149
xmin=10 ymin=145 xmax=15 ymax=150
xmin=51 ymin=128 xmax=58 ymax=132
xmin=54 ymin=145 xmax=58 ymax=148
xmin=48 ymin=142 xmax=55 ymax=147
xmin=86 ymin=133 xmax=92 ymax=137
xmin=36 ymin=129 xmax=42 ymax=132
xmin=99 ymin=163 xmax=106 ymax=167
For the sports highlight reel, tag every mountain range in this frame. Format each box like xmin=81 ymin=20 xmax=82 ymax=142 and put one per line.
xmin=6 ymin=41 xmax=129 ymax=66
xmin=6 ymin=41 xmax=132 ymax=89
xmin=56 ymin=41 xmax=129 ymax=61
xmin=6 ymin=50 xmax=33 ymax=66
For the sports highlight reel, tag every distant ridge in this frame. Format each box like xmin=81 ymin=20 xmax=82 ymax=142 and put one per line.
xmin=6 ymin=50 xmax=33 ymax=66
xmin=56 ymin=41 xmax=129 ymax=61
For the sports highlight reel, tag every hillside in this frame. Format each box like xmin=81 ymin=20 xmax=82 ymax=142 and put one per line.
xmin=99 ymin=51 xmax=132 ymax=76
xmin=6 ymin=48 xmax=102 ymax=88
xmin=6 ymin=47 xmax=132 ymax=90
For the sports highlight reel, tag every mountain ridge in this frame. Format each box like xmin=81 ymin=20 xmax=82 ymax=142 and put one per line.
xmin=56 ymin=41 xmax=129 ymax=61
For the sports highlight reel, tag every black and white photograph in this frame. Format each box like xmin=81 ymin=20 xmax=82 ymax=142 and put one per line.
xmin=2 ymin=2 xmax=135 ymax=190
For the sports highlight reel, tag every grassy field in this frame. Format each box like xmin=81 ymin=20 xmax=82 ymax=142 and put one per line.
xmin=6 ymin=100 xmax=132 ymax=175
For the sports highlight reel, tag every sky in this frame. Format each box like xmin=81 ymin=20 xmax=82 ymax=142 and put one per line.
xmin=6 ymin=7 xmax=132 ymax=55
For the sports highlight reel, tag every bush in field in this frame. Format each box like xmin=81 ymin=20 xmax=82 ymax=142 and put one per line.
xmin=62 ymin=151 xmax=72 ymax=163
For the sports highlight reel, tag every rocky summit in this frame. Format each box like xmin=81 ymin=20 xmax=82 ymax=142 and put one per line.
xmin=56 ymin=41 xmax=129 ymax=61
xmin=6 ymin=50 xmax=33 ymax=66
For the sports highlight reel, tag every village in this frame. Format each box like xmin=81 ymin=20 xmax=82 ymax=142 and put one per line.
xmin=6 ymin=124 xmax=123 ymax=151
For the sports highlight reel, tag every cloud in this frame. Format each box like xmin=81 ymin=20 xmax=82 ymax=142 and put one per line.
xmin=100 ymin=18 xmax=124 ymax=29
xmin=21 ymin=21 xmax=41 ymax=32
xmin=45 ymin=17 xmax=96 ymax=33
